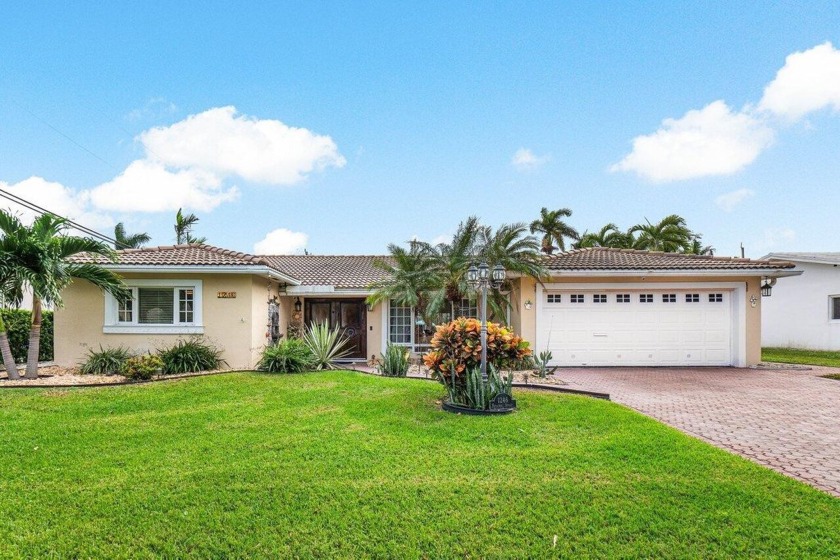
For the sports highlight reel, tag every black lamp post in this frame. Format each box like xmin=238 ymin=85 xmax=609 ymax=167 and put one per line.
xmin=467 ymin=261 xmax=506 ymax=381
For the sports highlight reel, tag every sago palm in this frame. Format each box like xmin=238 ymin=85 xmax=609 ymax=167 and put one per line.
xmin=0 ymin=210 xmax=130 ymax=378
xmin=529 ymin=207 xmax=579 ymax=254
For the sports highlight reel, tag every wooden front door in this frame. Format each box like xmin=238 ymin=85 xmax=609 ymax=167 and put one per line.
xmin=304 ymin=299 xmax=367 ymax=359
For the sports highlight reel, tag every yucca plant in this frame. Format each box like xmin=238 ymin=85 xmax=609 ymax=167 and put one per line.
xmin=377 ymin=344 xmax=411 ymax=377
xmin=158 ymin=337 xmax=225 ymax=374
xmin=79 ymin=345 xmax=133 ymax=375
xmin=258 ymin=338 xmax=314 ymax=373
xmin=302 ymin=323 xmax=353 ymax=370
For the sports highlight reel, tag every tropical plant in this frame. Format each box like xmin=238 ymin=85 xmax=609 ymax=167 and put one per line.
xmin=257 ymin=338 xmax=314 ymax=373
xmin=367 ymin=240 xmax=436 ymax=320
xmin=158 ymin=337 xmax=225 ymax=374
xmin=529 ymin=207 xmax=579 ymax=254
xmin=630 ymin=214 xmax=694 ymax=252
xmin=576 ymin=223 xmax=633 ymax=249
xmin=423 ymin=318 xmax=531 ymax=378
xmin=114 ymin=223 xmax=151 ymax=249
xmin=79 ymin=345 xmax=133 ymax=375
xmin=302 ymin=323 xmax=353 ymax=370
xmin=455 ymin=364 xmax=514 ymax=410
xmin=174 ymin=208 xmax=206 ymax=245
xmin=0 ymin=210 xmax=130 ymax=379
xmin=123 ymin=354 xmax=164 ymax=381
xmin=533 ymin=350 xmax=556 ymax=379
xmin=377 ymin=344 xmax=411 ymax=377
xmin=0 ymin=309 xmax=53 ymax=364
xmin=686 ymin=235 xmax=715 ymax=256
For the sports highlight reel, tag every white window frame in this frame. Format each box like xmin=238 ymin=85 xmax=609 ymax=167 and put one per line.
xmin=829 ymin=295 xmax=840 ymax=322
xmin=104 ymin=279 xmax=204 ymax=334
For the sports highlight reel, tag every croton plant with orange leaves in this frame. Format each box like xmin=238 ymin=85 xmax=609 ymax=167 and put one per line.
xmin=422 ymin=317 xmax=531 ymax=379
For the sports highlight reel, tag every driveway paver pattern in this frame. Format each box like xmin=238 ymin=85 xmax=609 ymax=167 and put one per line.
xmin=554 ymin=366 xmax=840 ymax=497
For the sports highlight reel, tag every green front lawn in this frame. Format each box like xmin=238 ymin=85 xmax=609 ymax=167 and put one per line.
xmin=762 ymin=346 xmax=840 ymax=368
xmin=0 ymin=372 xmax=838 ymax=558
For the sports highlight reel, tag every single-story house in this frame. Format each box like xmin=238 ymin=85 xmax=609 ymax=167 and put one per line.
xmin=761 ymin=252 xmax=840 ymax=350
xmin=55 ymin=244 xmax=799 ymax=369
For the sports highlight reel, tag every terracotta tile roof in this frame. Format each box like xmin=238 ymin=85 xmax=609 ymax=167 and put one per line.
xmin=70 ymin=244 xmax=271 ymax=267
xmin=261 ymin=255 xmax=393 ymax=289
xmin=542 ymin=248 xmax=797 ymax=270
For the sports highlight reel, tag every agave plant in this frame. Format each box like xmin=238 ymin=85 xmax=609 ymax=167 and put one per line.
xmin=303 ymin=323 xmax=353 ymax=370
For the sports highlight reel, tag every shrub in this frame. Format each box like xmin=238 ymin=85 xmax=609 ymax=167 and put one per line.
xmin=302 ymin=323 xmax=353 ymax=370
xmin=257 ymin=338 xmax=313 ymax=373
xmin=158 ymin=337 xmax=225 ymax=374
xmin=123 ymin=354 xmax=164 ymax=381
xmin=422 ymin=318 xmax=529 ymax=409
xmin=378 ymin=344 xmax=410 ymax=377
xmin=0 ymin=309 xmax=53 ymax=363
xmin=79 ymin=345 xmax=132 ymax=375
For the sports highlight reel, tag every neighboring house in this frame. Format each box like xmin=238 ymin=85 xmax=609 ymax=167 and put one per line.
xmin=761 ymin=252 xmax=840 ymax=350
xmin=55 ymin=244 xmax=798 ymax=369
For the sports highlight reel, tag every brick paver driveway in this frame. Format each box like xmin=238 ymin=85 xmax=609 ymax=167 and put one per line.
xmin=555 ymin=366 xmax=840 ymax=496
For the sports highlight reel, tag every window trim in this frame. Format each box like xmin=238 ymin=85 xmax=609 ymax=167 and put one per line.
xmin=104 ymin=279 xmax=204 ymax=334
xmin=830 ymin=295 xmax=840 ymax=322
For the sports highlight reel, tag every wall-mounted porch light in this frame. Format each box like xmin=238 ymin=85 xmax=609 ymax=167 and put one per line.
xmin=524 ymin=299 xmax=533 ymax=310
xmin=294 ymin=297 xmax=302 ymax=313
xmin=761 ymin=277 xmax=776 ymax=297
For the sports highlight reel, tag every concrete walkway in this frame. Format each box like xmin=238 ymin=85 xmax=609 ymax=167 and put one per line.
xmin=555 ymin=366 xmax=840 ymax=497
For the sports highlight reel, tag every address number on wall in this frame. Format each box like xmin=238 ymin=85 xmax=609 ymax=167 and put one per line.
xmin=217 ymin=291 xmax=237 ymax=298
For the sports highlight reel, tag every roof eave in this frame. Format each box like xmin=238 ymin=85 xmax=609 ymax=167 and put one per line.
xmin=103 ymin=264 xmax=302 ymax=285
xmin=544 ymin=268 xmax=803 ymax=278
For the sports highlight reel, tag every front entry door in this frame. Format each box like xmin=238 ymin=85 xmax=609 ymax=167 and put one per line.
xmin=304 ymin=299 xmax=367 ymax=359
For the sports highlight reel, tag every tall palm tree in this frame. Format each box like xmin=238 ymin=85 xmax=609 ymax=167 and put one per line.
xmin=426 ymin=216 xmax=482 ymax=317
xmin=576 ymin=223 xmax=633 ymax=249
xmin=114 ymin=222 xmax=151 ymax=249
xmin=0 ymin=248 xmax=25 ymax=379
xmin=630 ymin=214 xmax=694 ymax=253
xmin=529 ymin=207 xmax=579 ymax=254
xmin=686 ymin=235 xmax=715 ymax=256
xmin=174 ymin=208 xmax=206 ymax=244
xmin=0 ymin=210 xmax=130 ymax=379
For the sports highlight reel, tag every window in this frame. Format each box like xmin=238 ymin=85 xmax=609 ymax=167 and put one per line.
xmin=831 ymin=297 xmax=840 ymax=320
xmin=571 ymin=294 xmax=585 ymax=303
xmin=389 ymin=300 xmax=412 ymax=344
xmin=685 ymin=293 xmax=700 ymax=303
xmin=709 ymin=293 xmax=723 ymax=303
xmin=457 ymin=297 xmax=477 ymax=318
xmin=593 ymin=294 xmax=607 ymax=303
xmin=547 ymin=294 xmax=561 ymax=304
xmin=640 ymin=294 xmax=653 ymax=303
xmin=105 ymin=280 xmax=203 ymax=334
xmin=662 ymin=293 xmax=676 ymax=303
xmin=616 ymin=294 xmax=630 ymax=303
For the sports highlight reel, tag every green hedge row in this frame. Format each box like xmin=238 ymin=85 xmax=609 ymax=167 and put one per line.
xmin=1 ymin=309 xmax=53 ymax=363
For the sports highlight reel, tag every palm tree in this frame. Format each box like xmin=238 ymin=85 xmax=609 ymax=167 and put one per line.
xmin=529 ymin=207 xmax=579 ymax=254
xmin=114 ymin=222 xmax=151 ymax=249
xmin=576 ymin=223 xmax=633 ymax=249
xmin=0 ymin=247 xmax=25 ymax=379
xmin=426 ymin=217 xmax=482 ymax=317
xmin=174 ymin=208 xmax=206 ymax=244
xmin=0 ymin=211 xmax=130 ymax=379
xmin=367 ymin=240 xmax=436 ymax=319
xmin=630 ymin=215 xmax=694 ymax=252
xmin=686 ymin=235 xmax=715 ymax=256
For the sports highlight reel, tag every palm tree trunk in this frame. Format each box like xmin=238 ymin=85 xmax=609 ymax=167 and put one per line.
xmin=0 ymin=312 xmax=19 ymax=380
xmin=24 ymin=297 xmax=42 ymax=379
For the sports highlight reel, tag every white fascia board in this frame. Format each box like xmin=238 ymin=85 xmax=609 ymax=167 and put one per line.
xmin=545 ymin=268 xmax=802 ymax=278
xmin=104 ymin=265 xmax=301 ymax=285
xmin=285 ymin=286 xmax=373 ymax=297
xmin=764 ymin=255 xmax=840 ymax=267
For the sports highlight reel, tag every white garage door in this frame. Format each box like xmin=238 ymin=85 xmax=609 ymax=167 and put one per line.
xmin=537 ymin=289 xmax=733 ymax=366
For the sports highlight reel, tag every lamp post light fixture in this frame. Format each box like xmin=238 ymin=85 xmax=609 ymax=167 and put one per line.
xmin=467 ymin=261 xmax=506 ymax=381
xmin=761 ymin=278 xmax=775 ymax=297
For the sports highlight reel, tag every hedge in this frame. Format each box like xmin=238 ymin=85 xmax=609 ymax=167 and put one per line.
xmin=1 ymin=309 xmax=53 ymax=363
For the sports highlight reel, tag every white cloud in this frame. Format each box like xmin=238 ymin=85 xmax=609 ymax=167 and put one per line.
xmin=89 ymin=160 xmax=239 ymax=213
xmin=0 ymin=176 xmax=113 ymax=229
xmin=610 ymin=101 xmax=774 ymax=182
xmin=759 ymin=42 xmax=840 ymax=121
xmin=140 ymin=106 xmax=346 ymax=185
xmin=715 ymin=188 xmax=755 ymax=212
xmin=752 ymin=227 xmax=796 ymax=255
xmin=254 ymin=228 xmax=309 ymax=254
xmin=511 ymin=148 xmax=550 ymax=171
xmin=125 ymin=97 xmax=178 ymax=122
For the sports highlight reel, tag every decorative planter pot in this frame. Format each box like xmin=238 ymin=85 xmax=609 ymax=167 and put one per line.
xmin=442 ymin=394 xmax=517 ymax=415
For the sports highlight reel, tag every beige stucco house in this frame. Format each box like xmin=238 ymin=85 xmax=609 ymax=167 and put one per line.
xmin=55 ymin=244 xmax=798 ymax=369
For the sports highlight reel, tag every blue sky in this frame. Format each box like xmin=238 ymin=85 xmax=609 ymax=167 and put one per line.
xmin=2 ymin=2 xmax=839 ymax=257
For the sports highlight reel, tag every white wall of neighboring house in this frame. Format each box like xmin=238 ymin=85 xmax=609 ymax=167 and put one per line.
xmin=762 ymin=261 xmax=840 ymax=350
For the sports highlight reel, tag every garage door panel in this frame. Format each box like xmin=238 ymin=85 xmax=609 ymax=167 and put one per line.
xmin=540 ymin=288 xmax=733 ymax=367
